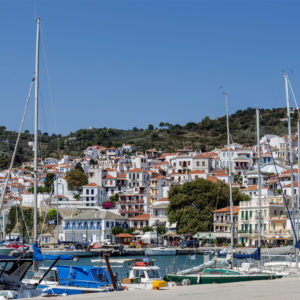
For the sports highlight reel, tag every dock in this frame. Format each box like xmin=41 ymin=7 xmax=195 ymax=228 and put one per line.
xmin=35 ymin=277 xmax=300 ymax=300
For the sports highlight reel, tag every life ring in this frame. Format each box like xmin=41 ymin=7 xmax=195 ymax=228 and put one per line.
xmin=181 ymin=279 xmax=191 ymax=286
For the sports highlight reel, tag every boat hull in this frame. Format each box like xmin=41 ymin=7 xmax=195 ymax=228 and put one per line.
xmin=164 ymin=272 xmax=282 ymax=285
xmin=145 ymin=248 xmax=176 ymax=256
xmin=41 ymin=249 xmax=94 ymax=257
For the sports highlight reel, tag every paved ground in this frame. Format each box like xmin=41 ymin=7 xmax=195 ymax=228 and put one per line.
xmin=34 ymin=277 xmax=300 ymax=300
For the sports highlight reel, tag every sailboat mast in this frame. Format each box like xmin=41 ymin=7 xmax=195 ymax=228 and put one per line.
xmin=285 ymin=74 xmax=296 ymax=248
xmin=33 ymin=17 xmax=40 ymax=243
xmin=224 ymin=92 xmax=234 ymax=266
xmin=297 ymin=118 xmax=300 ymax=268
xmin=256 ymin=109 xmax=262 ymax=264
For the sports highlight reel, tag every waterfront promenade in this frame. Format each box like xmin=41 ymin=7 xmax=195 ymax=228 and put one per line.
xmin=36 ymin=277 xmax=300 ymax=300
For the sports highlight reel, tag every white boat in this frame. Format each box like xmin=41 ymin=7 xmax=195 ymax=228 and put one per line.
xmin=0 ymin=246 xmax=12 ymax=256
xmin=41 ymin=249 xmax=93 ymax=257
xmin=145 ymin=247 xmax=176 ymax=256
xmin=122 ymin=260 xmax=166 ymax=290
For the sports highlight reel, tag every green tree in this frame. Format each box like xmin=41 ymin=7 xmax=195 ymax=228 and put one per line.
xmin=109 ymin=193 xmax=120 ymax=203
xmin=65 ymin=169 xmax=88 ymax=190
xmin=112 ymin=226 xmax=124 ymax=235
xmin=157 ymin=224 xmax=167 ymax=235
xmin=148 ymin=124 xmax=154 ymax=131
xmin=46 ymin=208 xmax=61 ymax=225
xmin=75 ymin=162 xmax=84 ymax=173
xmin=125 ymin=227 xmax=135 ymax=235
xmin=142 ymin=226 xmax=154 ymax=233
xmin=167 ymin=178 xmax=249 ymax=234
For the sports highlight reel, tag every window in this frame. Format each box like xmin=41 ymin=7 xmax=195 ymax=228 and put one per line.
xmin=106 ymin=221 xmax=109 ymax=228
xmin=264 ymin=224 xmax=266 ymax=231
xmin=250 ymin=211 xmax=252 ymax=218
xmin=86 ymin=189 xmax=89 ymax=195
xmin=91 ymin=197 xmax=94 ymax=200
xmin=197 ymin=162 xmax=200 ymax=167
xmin=241 ymin=211 xmax=244 ymax=219
xmin=147 ymin=270 xmax=160 ymax=278
xmin=202 ymin=161 xmax=205 ymax=167
xmin=91 ymin=189 xmax=94 ymax=195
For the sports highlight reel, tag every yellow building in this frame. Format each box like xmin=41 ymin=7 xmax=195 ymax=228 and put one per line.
xmin=238 ymin=195 xmax=291 ymax=246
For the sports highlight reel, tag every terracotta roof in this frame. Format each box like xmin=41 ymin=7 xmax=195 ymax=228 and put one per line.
xmin=129 ymin=213 xmax=150 ymax=220
xmin=157 ymin=197 xmax=168 ymax=202
xmin=83 ymin=183 xmax=98 ymax=187
xmin=194 ymin=152 xmax=218 ymax=159
xmin=117 ymin=173 xmax=127 ymax=179
xmin=128 ymin=168 xmax=144 ymax=173
xmin=283 ymin=182 xmax=299 ymax=188
xmin=151 ymin=175 xmax=165 ymax=180
xmin=206 ymin=176 xmax=219 ymax=183
xmin=115 ymin=233 xmax=133 ymax=238
xmin=213 ymin=206 xmax=239 ymax=214
xmin=104 ymin=174 xmax=115 ymax=179
xmin=188 ymin=170 xmax=206 ymax=174
xmin=242 ymin=185 xmax=258 ymax=191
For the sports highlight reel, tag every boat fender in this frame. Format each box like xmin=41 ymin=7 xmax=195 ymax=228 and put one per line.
xmin=124 ymin=285 xmax=128 ymax=291
xmin=181 ymin=279 xmax=191 ymax=286
xmin=169 ymin=282 xmax=176 ymax=287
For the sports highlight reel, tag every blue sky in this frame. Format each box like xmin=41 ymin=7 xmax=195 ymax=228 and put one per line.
xmin=1 ymin=0 xmax=300 ymax=134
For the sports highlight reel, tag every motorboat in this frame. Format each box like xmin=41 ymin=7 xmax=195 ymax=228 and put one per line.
xmin=145 ymin=247 xmax=176 ymax=256
xmin=122 ymin=260 xmax=166 ymax=290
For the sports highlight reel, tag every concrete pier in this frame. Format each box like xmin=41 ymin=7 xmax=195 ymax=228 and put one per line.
xmin=35 ymin=277 xmax=300 ymax=300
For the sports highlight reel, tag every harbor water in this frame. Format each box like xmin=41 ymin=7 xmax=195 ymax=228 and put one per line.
xmin=40 ymin=254 xmax=211 ymax=279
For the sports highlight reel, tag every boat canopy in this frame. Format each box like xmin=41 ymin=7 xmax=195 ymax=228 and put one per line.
xmin=33 ymin=243 xmax=73 ymax=261
xmin=218 ymin=247 xmax=261 ymax=260
xmin=56 ymin=265 xmax=112 ymax=288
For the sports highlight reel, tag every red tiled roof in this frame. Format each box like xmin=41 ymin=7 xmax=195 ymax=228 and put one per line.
xmin=115 ymin=233 xmax=133 ymax=238
xmin=83 ymin=183 xmax=98 ymax=187
xmin=206 ymin=176 xmax=219 ymax=183
xmin=194 ymin=152 xmax=218 ymax=159
xmin=128 ymin=168 xmax=143 ymax=173
xmin=188 ymin=170 xmax=206 ymax=174
xmin=213 ymin=206 xmax=239 ymax=214
xmin=117 ymin=173 xmax=127 ymax=179
xmin=129 ymin=213 xmax=150 ymax=220
xmin=242 ymin=185 xmax=258 ymax=191
xmin=158 ymin=197 xmax=168 ymax=202
xmin=104 ymin=174 xmax=115 ymax=179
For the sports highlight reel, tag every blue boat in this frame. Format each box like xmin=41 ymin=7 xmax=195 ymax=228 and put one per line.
xmin=25 ymin=265 xmax=123 ymax=295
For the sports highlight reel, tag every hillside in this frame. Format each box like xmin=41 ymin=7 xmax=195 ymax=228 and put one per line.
xmin=0 ymin=107 xmax=297 ymax=170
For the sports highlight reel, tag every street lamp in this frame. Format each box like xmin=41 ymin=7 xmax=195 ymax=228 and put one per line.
xmin=155 ymin=220 xmax=160 ymax=247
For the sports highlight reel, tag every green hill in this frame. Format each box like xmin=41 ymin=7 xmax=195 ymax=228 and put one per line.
xmin=0 ymin=107 xmax=296 ymax=170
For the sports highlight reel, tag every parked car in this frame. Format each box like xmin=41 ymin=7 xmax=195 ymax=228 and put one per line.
xmin=7 ymin=241 xmax=29 ymax=251
xmin=180 ymin=240 xmax=199 ymax=248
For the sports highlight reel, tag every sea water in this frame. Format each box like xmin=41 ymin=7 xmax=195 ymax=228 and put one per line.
xmin=51 ymin=254 xmax=210 ymax=279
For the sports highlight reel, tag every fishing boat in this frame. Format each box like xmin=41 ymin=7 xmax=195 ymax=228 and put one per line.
xmin=122 ymin=260 xmax=166 ymax=290
xmin=145 ymin=247 xmax=176 ymax=256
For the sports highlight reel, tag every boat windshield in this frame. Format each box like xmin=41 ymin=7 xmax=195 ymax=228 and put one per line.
xmin=147 ymin=270 xmax=160 ymax=278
